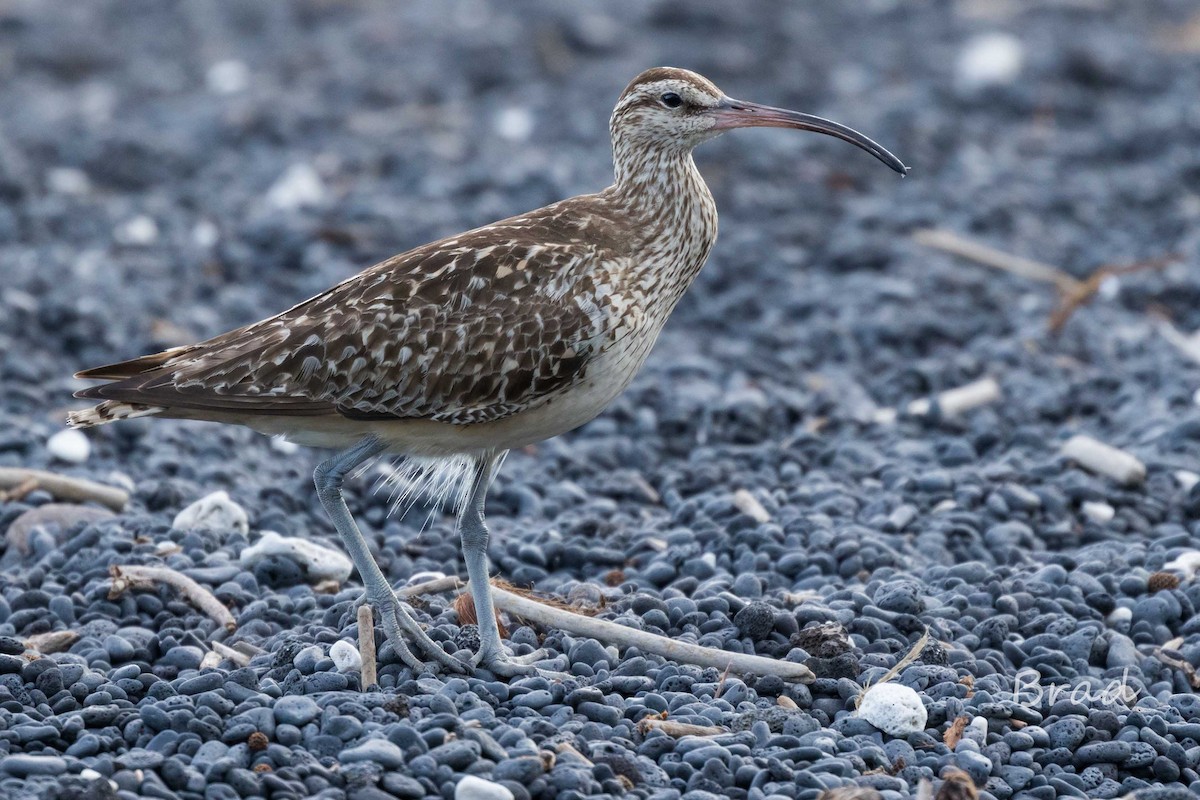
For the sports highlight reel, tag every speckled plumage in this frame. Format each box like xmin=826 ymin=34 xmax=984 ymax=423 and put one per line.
xmin=70 ymin=66 xmax=904 ymax=458
xmin=69 ymin=68 xmax=722 ymax=452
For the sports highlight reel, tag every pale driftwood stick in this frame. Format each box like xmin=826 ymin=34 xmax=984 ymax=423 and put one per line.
xmin=1061 ymin=435 xmax=1146 ymax=486
xmin=907 ymin=376 xmax=1001 ymax=418
xmin=554 ymin=742 xmax=594 ymax=767
xmin=732 ymin=489 xmax=771 ymax=523
xmin=212 ymin=641 xmax=251 ymax=668
xmin=913 ymin=228 xmax=1083 ymax=293
xmin=108 ymin=565 xmax=236 ymax=631
xmin=0 ymin=467 xmax=129 ymax=512
xmin=232 ymin=641 xmax=266 ymax=657
xmin=25 ymin=630 xmax=79 ymax=654
xmin=637 ymin=718 xmax=726 ymax=737
xmin=489 ymin=583 xmax=816 ymax=683
xmin=357 ymin=603 xmax=378 ymax=689
xmin=390 ymin=576 xmax=816 ymax=682
xmin=396 ymin=575 xmax=462 ymax=599
xmin=856 ymin=628 xmax=930 ymax=709
xmin=199 ymin=651 xmax=222 ymax=670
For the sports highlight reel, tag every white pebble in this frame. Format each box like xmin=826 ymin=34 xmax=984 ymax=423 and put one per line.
xmin=47 ymin=429 xmax=90 ymax=464
xmin=329 ymin=640 xmax=362 ymax=672
xmin=857 ymin=682 xmax=928 ymax=737
xmin=493 ymin=106 xmax=535 ymax=143
xmin=1098 ymin=275 xmax=1121 ymax=300
xmin=1108 ymin=606 xmax=1132 ymax=626
xmin=1081 ymin=500 xmax=1115 ymax=524
xmin=206 ymin=59 xmax=249 ymax=95
xmin=455 ymin=775 xmax=513 ymax=800
xmin=240 ymin=530 xmax=353 ymax=583
xmin=1163 ymin=551 xmax=1200 ymax=582
xmin=173 ymin=490 xmax=250 ymax=535
xmin=192 ymin=219 xmax=220 ymax=249
xmin=956 ymin=32 xmax=1024 ymax=92
xmin=46 ymin=167 xmax=91 ymax=195
xmin=266 ymin=163 xmax=326 ymax=210
xmin=114 ymin=215 xmax=159 ymax=245
xmin=1175 ymin=470 xmax=1200 ymax=491
xmin=1061 ymin=435 xmax=1146 ymax=486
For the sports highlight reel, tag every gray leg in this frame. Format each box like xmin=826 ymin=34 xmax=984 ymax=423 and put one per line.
xmin=315 ymin=437 xmax=466 ymax=674
xmin=460 ymin=451 xmax=558 ymax=677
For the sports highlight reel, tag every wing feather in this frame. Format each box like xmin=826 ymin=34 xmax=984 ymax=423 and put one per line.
xmin=75 ymin=201 xmax=624 ymax=426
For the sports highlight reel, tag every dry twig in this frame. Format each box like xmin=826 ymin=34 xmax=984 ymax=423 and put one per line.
xmin=396 ymin=575 xmax=462 ymax=598
xmin=913 ymin=228 xmax=1175 ymax=334
xmin=396 ymin=575 xmax=815 ymax=681
xmin=913 ymin=228 xmax=1081 ymax=292
xmin=358 ymin=603 xmax=378 ymax=689
xmin=554 ymin=742 xmax=594 ymax=766
xmin=490 ymin=582 xmax=815 ymax=682
xmin=1154 ymin=638 xmax=1200 ymax=690
xmin=856 ymin=628 xmax=931 ymax=709
xmin=0 ymin=468 xmax=129 ymax=512
xmin=636 ymin=717 xmax=726 ymax=737
xmin=24 ymin=630 xmax=79 ymax=655
xmin=108 ymin=564 xmax=236 ymax=631
xmin=211 ymin=641 xmax=251 ymax=668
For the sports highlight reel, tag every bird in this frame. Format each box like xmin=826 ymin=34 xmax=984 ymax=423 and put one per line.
xmin=68 ymin=67 xmax=906 ymax=678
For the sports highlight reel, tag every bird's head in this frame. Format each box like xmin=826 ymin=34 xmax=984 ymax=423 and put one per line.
xmin=610 ymin=67 xmax=907 ymax=175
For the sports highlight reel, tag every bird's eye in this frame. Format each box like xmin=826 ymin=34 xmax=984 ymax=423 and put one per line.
xmin=660 ymin=92 xmax=683 ymax=109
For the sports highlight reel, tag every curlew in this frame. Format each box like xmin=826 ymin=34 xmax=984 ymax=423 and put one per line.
xmin=69 ymin=67 xmax=906 ymax=677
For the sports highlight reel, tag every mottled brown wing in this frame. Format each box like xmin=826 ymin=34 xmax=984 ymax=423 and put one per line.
xmin=77 ymin=217 xmax=621 ymax=425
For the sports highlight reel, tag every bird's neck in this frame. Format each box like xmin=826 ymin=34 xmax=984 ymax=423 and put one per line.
xmin=605 ymin=143 xmax=719 ymax=316
xmin=608 ymin=144 xmax=717 ymax=246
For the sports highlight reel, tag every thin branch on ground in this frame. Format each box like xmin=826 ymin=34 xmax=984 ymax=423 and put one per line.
xmin=636 ymin=717 xmax=726 ymax=737
xmin=212 ymin=641 xmax=251 ymax=667
xmin=0 ymin=467 xmax=129 ymax=511
xmin=913 ymin=228 xmax=1176 ymax=334
xmin=108 ymin=564 xmax=236 ymax=631
xmin=489 ymin=581 xmax=816 ymax=683
xmin=913 ymin=228 xmax=1082 ymax=293
xmin=554 ymin=742 xmax=594 ymax=766
xmin=856 ymin=628 xmax=930 ymax=709
xmin=1046 ymin=254 xmax=1177 ymax=334
xmin=357 ymin=603 xmax=378 ymax=689
xmin=24 ymin=630 xmax=79 ymax=655
xmin=399 ymin=575 xmax=816 ymax=682
xmin=397 ymin=575 xmax=463 ymax=598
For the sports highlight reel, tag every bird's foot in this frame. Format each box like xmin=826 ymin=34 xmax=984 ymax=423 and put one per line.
xmin=373 ymin=595 xmax=469 ymax=675
xmin=471 ymin=647 xmax=569 ymax=680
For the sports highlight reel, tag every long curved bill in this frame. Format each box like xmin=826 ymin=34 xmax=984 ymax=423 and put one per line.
xmin=713 ymin=97 xmax=908 ymax=175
